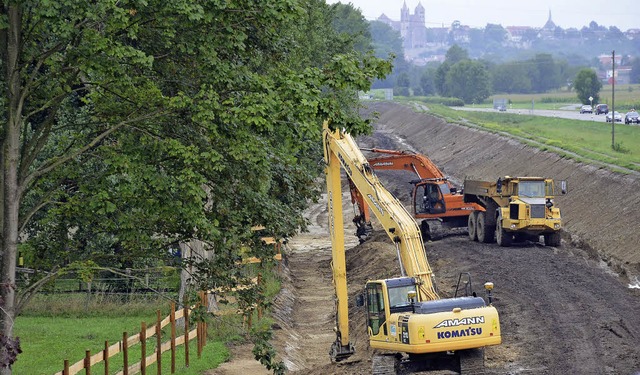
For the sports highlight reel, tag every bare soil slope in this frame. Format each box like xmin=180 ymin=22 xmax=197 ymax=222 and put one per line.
xmin=365 ymin=102 xmax=640 ymax=281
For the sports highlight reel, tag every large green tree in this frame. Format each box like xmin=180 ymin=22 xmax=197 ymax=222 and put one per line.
xmin=630 ymin=58 xmax=640 ymax=84
xmin=435 ymin=61 xmax=452 ymax=96
xmin=492 ymin=62 xmax=532 ymax=94
xmin=0 ymin=0 xmax=390 ymax=371
xmin=574 ymin=68 xmax=602 ymax=105
xmin=370 ymin=20 xmax=405 ymax=88
xmin=445 ymin=44 xmax=469 ymax=64
xmin=446 ymin=60 xmax=492 ymax=104
xmin=528 ymin=53 xmax=562 ymax=93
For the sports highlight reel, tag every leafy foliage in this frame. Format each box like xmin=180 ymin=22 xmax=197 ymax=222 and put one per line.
xmin=251 ymin=325 xmax=285 ymax=374
xmin=445 ymin=44 xmax=469 ymax=64
xmin=0 ymin=335 xmax=21 ymax=369
xmin=446 ymin=60 xmax=492 ymax=104
xmin=435 ymin=46 xmax=492 ymax=104
xmin=574 ymin=69 xmax=602 ymax=104
xmin=0 ymin=0 xmax=391 ymax=370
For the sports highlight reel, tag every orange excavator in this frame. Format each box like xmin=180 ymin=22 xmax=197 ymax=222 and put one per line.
xmin=350 ymin=148 xmax=483 ymax=242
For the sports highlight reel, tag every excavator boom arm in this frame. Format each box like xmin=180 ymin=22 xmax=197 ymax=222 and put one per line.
xmin=363 ymin=148 xmax=446 ymax=180
xmin=323 ymin=124 xmax=439 ymax=353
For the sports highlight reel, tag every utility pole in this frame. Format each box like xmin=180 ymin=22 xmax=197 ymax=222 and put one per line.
xmin=611 ymin=50 xmax=615 ymax=149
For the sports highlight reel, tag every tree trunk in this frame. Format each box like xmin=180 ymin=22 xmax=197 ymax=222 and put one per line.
xmin=178 ymin=241 xmax=218 ymax=313
xmin=0 ymin=5 xmax=22 ymax=375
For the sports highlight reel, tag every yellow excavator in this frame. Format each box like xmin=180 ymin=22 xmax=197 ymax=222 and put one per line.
xmin=323 ymin=122 xmax=501 ymax=373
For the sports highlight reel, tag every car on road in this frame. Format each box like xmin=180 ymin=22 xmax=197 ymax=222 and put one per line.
xmin=624 ymin=111 xmax=639 ymax=124
xmin=595 ymin=104 xmax=609 ymax=115
xmin=605 ymin=111 xmax=622 ymax=123
xmin=497 ymin=105 xmax=506 ymax=111
xmin=580 ymin=105 xmax=593 ymax=114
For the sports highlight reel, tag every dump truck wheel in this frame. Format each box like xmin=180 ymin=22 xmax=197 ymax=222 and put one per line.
xmin=477 ymin=212 xmax=495 ymax=243
xmin=468 ymin=212 xmax=478 ymax=241
xmin=544 ymin=232 xmax=561 ymax=247
xmin=496 ymin=226 xmax=512 ymax=247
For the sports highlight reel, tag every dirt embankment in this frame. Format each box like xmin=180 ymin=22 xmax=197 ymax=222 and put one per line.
xmin=366 ymin=101 xmax=640 ymax=283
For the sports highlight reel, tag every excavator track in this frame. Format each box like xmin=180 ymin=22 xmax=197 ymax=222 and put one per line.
xmin=459 ymin=348 xmax=485 ymax=375
xmin=372 ymin=353 xmax=398 ymax=375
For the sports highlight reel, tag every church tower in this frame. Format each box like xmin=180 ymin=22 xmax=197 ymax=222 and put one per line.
xmin=400 ymin=1 xmax=410 ymax=44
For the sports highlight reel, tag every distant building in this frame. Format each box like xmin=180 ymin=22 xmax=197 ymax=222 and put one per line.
xmin=542 ymin=9 xmax=556 ymax=30
xmin=599 ymin=54 xmax=623 ymax=67
xmin=625 ymin=29 xmax=640 ymax=40
xmin=505 ymin=26 xmax=531 ymax=42
xmin=377 ymin=1 xmax=427 ymax=50
xmin=539 ymin=9 xmax=558 ymax=39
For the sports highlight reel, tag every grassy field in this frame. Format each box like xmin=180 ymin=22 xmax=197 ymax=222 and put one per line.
xmin=14 ymin=298 xmax=232 ymax=375
xmin=15 ymin=264 xmax=281 ymax=374
xmin=489 ymin=84 xmax=640 ymax=111
xmin=419 ymin=104 xmax=640 ymax=173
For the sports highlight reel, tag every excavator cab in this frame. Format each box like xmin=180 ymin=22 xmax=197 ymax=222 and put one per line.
xmin=363 ymin=277 xmax=500 ymax=355
xmin=365 ymin=278 xmax=419 ymax=340
xmin=414 ymin=181 xmax=447 ymax=215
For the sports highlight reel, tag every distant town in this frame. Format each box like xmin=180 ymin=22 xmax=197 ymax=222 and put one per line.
xmin=375 ymin=2 xmax=639 ymax=84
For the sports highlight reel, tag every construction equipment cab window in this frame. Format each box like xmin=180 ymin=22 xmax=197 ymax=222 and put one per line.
xmin=366 ymin=283 xmax=386 ymax=336
xmin=420 ymin=184 xmax=446 ymax=214
xmin=387 ymin=284 xmax=417 ymax=313
xmin=518 ymin=181 xmax=545 ymax=197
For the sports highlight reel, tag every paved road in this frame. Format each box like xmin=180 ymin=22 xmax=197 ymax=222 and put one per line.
xmin=453 ymin=105 xmax=618 ymax=123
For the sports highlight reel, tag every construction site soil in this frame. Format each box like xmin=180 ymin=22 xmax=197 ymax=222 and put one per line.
xmin=209 ymin=102 xmax=640 ymax=375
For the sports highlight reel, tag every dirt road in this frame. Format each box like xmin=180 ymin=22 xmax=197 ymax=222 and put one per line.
xmin=213 ymin=102 xmax=640 ymax=374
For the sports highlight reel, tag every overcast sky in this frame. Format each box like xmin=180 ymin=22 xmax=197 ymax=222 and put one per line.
xmin=327 ymin=0 xmax=639 ymax=31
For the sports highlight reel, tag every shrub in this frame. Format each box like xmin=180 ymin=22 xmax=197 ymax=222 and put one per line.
xmin=540 ymin=96 xmax=574 ymax=103
xmin=422 ymin=96 xmax=465 ymax=106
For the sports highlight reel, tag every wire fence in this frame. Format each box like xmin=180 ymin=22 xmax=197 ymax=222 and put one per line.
xmin=17 ymin=266 xmax=181 ymax=302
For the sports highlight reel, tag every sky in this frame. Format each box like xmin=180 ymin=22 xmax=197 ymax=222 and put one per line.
xmin=327 ymin=0 xmax=639 ymax=31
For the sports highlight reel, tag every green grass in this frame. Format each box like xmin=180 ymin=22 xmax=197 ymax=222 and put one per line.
xmin=14 ymin=313 xmax=230 ymax=375
xmin=414 ymin=104 xmax=640 ymax=172
xmin=19 ymin=293 xmax=171 ymax=318
xmin=488 ymin=85 xmax=640 ymax=111
xmin=14 ymin=263 xmax=283 ymax=375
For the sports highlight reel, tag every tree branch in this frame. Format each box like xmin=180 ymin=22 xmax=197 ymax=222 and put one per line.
xmin=15 ymin=267 xmax=60 ymax=315
xmin=20 ymin=109 xmax=166 ymax=197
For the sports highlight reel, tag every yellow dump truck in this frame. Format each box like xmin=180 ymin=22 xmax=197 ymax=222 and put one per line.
xmin=463 ymin=176 xmax=565 ymax=247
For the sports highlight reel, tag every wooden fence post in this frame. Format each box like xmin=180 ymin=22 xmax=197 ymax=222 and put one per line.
xmin=184 ymin=305 xmax=189 ymax=368
xmin=123 ymin=332 xmax=129 ymax=375
xmin=104 ymin=341 xmax=109 ymax=375
xmin=196 ymin=292 xmax=201 ymax=359
xmin=63 ymin=359 xmax=69 ymax=375
xmin=170 ymin=303 xmax=176 ymax=374
xmin=156 ymin=310 xmax=162 ymax=375
xmin=84 ymin=350 xmax=91 ymax=375
xmin=141 ymin=322 xmax=147 ymax=375
xmin=197 ymin=321 xmax=202 ymax=359
xmin=203 ymin=292 xmax=208 ymax=347
xmin=257 ymin=273 xmax=263 ymax=319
